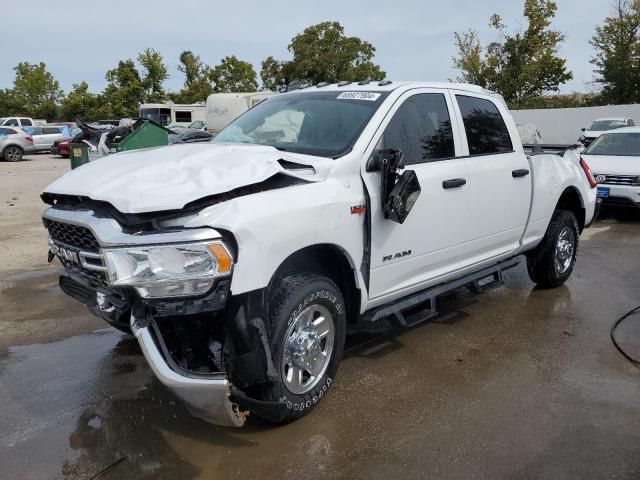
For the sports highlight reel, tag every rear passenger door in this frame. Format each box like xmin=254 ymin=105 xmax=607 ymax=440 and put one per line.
xmin=42 ymin=127 xmax=63 ymax=149
xmin=451 ymin=92 xmax=531 ymax=262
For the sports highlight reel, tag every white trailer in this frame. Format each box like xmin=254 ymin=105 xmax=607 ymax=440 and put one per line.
xmin=139 ymin=103 xmax=206 ymax=128
xmin=205 ymin=92 xmax=276 ymax=133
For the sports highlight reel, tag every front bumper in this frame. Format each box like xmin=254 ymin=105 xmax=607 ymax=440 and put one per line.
xmin=598 ymin=184 xmax=640 ymax=208
xmin=130 ymin=313 xmax=246 ymax=427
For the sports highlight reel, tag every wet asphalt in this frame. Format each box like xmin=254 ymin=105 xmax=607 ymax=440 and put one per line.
xmin=1 ymin=211 xmax=639 ymax=480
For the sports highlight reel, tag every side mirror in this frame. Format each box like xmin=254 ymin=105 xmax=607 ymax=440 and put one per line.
xmin=385 ymin=170 xmax=421 ymax=224
xmin=581 ymin=127 xmax=586 ymax=132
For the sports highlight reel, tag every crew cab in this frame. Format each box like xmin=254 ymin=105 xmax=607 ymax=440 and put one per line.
xmin=41 ymin=81 xmax=597 ymax=427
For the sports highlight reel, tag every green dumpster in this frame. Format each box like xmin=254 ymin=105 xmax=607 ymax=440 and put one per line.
xmin=107 ymin=119 xmax=171 ymax=153
xmin=69 ymin=143 xmax=90 ymax=169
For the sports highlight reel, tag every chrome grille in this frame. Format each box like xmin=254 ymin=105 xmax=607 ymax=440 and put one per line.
xmin=43 ymin=218 xmax=100 ymax=252
xmin=593 ymin=174 xmax=640 ymax=186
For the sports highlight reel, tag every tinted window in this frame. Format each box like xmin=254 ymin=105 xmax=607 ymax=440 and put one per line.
xmin=584 ymin=133 xmax=640 ymax=156
xmin=0 ymin=128 xmax=5 ymax=136
xmin=43 ymin=127 xmax=60 ymax=134
xmin=5 ymin=118 xmax=19 ymax=126
xmin=21 ymin=119 xmax=33 ymax=126
xmin=456 ymin=95 xmax=513 ymax=155
xmin=588 ymin=119 xmax=626 ymax=131
xmin=30 ymin=127 xmax=43 ymax=135
xmin=5 ymin=128 xmax=18 ymax=135
xmin=175 ymin=111 xmax=192 ymax=123
xmin=380 ymin=93 xmax=454 ymax=164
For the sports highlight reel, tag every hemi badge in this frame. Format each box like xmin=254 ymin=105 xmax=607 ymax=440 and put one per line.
xmin=350 ymin=205 xmax=366 ymax=215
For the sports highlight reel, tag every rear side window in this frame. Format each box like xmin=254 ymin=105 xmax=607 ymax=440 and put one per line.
xmin=44 ymin=127 xmax=60 ymax=134
xmin=381 ymin=93 xmax=455 ymax=164
xmin=456 ymin=95 xmax=513 ymax=155
xmin=21 ymin=119 xmax=33 ymax=126
xmin=5 ymin=128 xmax=18 ymax=135
xmin=5 ymin=118 xmax=19 ymax=126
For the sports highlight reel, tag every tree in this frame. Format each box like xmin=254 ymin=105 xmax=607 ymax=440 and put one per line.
xmin=453 ymin=0 xmax=573 ymax=107
xmin=172 ymin=50 xmax=214 ymax=103
xmin=210 ymin=55 xmax=258 ymax=92
xmin=60 ymin=82 xmax=98 ymax=121
xmin=10 ymin=62 xmax=63 ymax=120
xmin=591 ymin=0 xmax=640 ymax=104
xmin=138 ymin=48 xmax=168 ymax=103
xmin=259 ymin=21 xmax=385 ymax=89
xmin=100 ymin=59 xmax=145 ymax=118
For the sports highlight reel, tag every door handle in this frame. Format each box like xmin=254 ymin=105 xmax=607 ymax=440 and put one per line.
xmin=442 ymin=178 xmax=467 ymax=189
xmin=512 ymin=169 xmax=530 ymax=178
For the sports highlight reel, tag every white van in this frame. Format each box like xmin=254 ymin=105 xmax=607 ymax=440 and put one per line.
xmin=205 ymin=92 xmax=276 ymax=133
xmin=139 ymin=103 xmax=206 ymax=128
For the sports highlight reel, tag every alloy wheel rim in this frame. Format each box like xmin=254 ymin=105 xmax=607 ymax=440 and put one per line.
xmin=281 ymin=304 xmax=335 ymax=395
xmin=554 ymin=226 xmax=575 ymax=274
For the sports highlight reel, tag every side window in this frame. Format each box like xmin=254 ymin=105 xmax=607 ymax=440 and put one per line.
xmin=0 ymin=128 xmax=5 ymax=136
xmin=628 ymin=119 xmax=635 ymax=126
xmin=5 ymin=118 xmax=19 ymax=126
xmin=44 ymin=127 xmax=60 ymax=134
xmin=381 ymin=93 xmax=454 ymax=165
xmin=456 ymin=95 xmax=513 ymax=155
xmin=5 ymin=128 xmax=18 ymax=135
xmin=175 ymin=111 xmax=192 ymax=123
xmin=21 ymin=119 xmax=33 ymax=126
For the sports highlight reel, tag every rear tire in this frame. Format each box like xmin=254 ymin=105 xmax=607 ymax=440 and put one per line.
xmin=259 ymin=273 xmax=346 ymax=423
xmin=3 ymin=146 xmax=23 ymax=162
xmin=526 ymin=210 xmax=579 ymax=288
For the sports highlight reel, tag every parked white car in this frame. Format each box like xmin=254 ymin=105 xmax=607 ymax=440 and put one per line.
xmin=26 ymin=125 xmax=65 ymax=152
xmin=41 ymin=81 xmax=597 ymax=427
xmin=582 ymin=126 xmax=640 ymax=208
xmin=580 ymin=117 xmax=634 ymax=148
xmin=0 ymin=116 xmax=35 ymax=127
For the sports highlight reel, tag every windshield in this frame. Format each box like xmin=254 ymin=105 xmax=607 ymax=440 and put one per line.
xmin=584 ymin=132 xmax=640 ymax=156
xmin=212 ymin=90 xmax=389 ymax=158
xmin=588 ymin=120 xmax=627 ymax=131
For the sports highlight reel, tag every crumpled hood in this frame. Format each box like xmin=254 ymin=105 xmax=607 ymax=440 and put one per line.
xmin=43 ymin=143 xmax=333 ymax=213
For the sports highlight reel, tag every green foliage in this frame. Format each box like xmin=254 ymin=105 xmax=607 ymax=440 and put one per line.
xmin=210 ymin=55 xmax=258 ymax=93
xmin=60 ymin=82 xmax=98 ymax=121
xmin=259 ymin=21 xmax=385 ymax=90
xmin=591 ymin=0 xmax=640 ymax=104
xmin=171 ymin=50 xmax=214 ymax=103
xmin=9 ymin=62 xmax=63 ymax=120
xmin=138 ymin=48 xmax=169 ymax=103
xmin=100 ymin=59 xmax=145 ymax=118
xmin=453 ymin=0 xmax=572 ymax=107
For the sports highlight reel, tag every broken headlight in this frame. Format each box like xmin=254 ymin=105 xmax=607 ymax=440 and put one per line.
xmin=103 ymin=242 xmax=232 ymax=298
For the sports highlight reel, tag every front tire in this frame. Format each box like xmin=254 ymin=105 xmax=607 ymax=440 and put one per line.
xmin=261 ymin=273 xmax=346 ymax=423
xmin=3 ymin=146 xmax=23 ymax=162
xmin=526 ymin=210 xmax=579 ymax=288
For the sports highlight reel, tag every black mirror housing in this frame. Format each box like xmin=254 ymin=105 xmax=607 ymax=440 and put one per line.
xmin=385 ymin=170 xmax=421 ymax=224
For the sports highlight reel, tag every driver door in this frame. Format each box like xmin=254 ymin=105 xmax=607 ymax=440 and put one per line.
xmin=363 ymin=89 xmax=472 ymax=303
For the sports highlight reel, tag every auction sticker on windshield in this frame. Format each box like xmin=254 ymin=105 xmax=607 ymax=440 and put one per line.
xmin=336 ymin=92 xmax=381 ymax=101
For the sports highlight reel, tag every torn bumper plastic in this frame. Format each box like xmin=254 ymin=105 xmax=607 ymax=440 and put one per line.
xmin=130 ymin=313 xmax=246 ymax=427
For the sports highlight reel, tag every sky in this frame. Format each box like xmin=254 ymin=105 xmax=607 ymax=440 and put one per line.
xmin=0 ymin=0 xmax=610 ymax=95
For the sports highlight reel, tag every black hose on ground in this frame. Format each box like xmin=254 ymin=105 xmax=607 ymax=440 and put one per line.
xmin=611 ymin=305 xmax=640 ymax=366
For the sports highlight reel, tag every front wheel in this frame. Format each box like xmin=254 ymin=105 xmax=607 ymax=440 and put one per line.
xmin=3 ymin=146 xmax=23 ymax=162
xmin=260 ymin=273 xmax=346 ymax=423
xmin=526 ymin=210 xmax=579 ymax=288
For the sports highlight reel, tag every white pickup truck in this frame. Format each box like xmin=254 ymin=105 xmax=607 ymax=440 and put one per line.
xmin=41 ymin=81 xmax=597 ymax=427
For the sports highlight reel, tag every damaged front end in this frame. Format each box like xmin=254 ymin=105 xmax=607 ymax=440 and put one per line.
xmin=42 ymin=205 xmax=285 ymax=427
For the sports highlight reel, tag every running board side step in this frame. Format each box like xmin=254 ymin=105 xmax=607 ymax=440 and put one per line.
xmin=362 ymin=257 xmax=522 ymax=328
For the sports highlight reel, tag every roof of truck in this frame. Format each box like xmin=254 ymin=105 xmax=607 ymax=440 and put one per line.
xmin=283 ymin=81 xmax=495 ymax=94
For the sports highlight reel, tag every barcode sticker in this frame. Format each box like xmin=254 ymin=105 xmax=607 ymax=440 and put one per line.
xmin=336 ymin=92 xmax=381 ymax=101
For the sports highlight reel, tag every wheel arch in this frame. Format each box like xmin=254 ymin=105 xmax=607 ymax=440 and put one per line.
xmin=555 ymin=186 xmax=586 ymax=232
xmin=268 ymin=244 xmax=361 ymax=325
